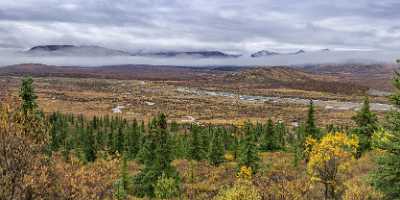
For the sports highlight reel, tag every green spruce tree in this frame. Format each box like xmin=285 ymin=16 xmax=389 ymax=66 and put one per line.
xmin=371 ymin=71 xmax=400 ymax=198
xmin=238 ymin=122 xmax=260 ymax=173
xmin=260 ymin=119 xmax=275 ymax=151
xmin=135 ymin=133 xmax=155 ymax=165
xmin=352 ymin=96 xmax=378 ymax=158
xmin=207 ymin=128 xmax=225 ymax=166
xmin=305 ymin=100 xmax=320 ymax=139
xmin=133 ymin=114 xmax=179 ymax=198
xmin=19 ymin=76 xmax=38 ymax=114
xmin=125 ymin=120 xmax=140 ymax=159
xmin=187 ymin=124 xmax=204 ymax=161
xmin=114 ymin=154 xmax=129 ymax=200
xmin=292 ymin=123 xmax=306 ymax=167
xmin=274 ymin=120 xmax=286 ymax=150
xmin=114 ymin=125 xmax=125 ymax=154
xmin=82 ymin=125 xmax=96 ymax=162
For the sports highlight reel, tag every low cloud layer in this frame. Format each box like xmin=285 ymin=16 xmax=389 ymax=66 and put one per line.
xmin=1 ymin=0 xmax=400 ymax=53
xmin=0 ymin=49 xmax=399 ymax=67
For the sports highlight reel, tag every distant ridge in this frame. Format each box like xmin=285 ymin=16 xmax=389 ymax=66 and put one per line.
xmin=290 ymin=49 xmax=305 ymax=55
xmin=136 ymin=50 xmax=241 ymax=58
xmin=29 ymin=45 xmax=75 ymax=51
xmin=250 ymin=50 xmax=280 ymax=57
xmin=25 ymin=45 xmax=241 ymax=58
xmin=26 ymin=45 xmax=132 ymax=57
xmin=251 ymin=49 xmax=306 ymax=57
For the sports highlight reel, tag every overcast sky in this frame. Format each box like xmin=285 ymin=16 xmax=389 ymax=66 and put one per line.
xmin=0 ymin=0 xmax=400 ymax=53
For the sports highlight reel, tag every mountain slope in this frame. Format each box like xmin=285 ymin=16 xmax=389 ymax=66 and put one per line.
xmin=250 ymin=50 xmax=280 ymax=57
xmin=25 ymin=45 xmax=132 ymax=57
xmin=251 ymin=49 xmax=306 ymax=57
xmin=0 ymin=63 xmax=232 ymax=80
xmin=137 ymin=51 xmax=241 ymax=58
xmin=0 ymin=63 xmax=370 ymax=95
xmin=23 ymin=45 xmax=241 ymax=58
xmin=220 ymin=67 xmax=368 ymax=95
xmin=301 ymin=63 xmax=399 ymax=91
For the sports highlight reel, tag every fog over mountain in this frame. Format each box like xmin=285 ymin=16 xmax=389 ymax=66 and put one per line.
xmin=0 ymin=47 xmax=399 ymax=67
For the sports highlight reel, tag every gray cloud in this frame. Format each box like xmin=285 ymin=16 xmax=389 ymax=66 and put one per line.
xmin=0 ymin=0 xmax=399 ymax=53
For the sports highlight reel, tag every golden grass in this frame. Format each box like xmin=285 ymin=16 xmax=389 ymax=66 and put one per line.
xmin=1 ymin=76 xmax=385 ymax=126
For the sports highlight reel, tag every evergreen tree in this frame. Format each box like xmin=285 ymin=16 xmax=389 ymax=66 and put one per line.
xmin=221 ymin=127 xmax=234 ymax=151
xmin=107 ymin=124 xmax=115 ymax=154
xmin=125 ymin=120 xmax=140 ymax=160
xmin=133 ymin=132 xmax=158 ymax=197
xmin=351 ymin=97 xmax=378 ymax=157
xmin=136 ymin=134 xmax=156 ymax=165
xmin=49 ymin=113 xmax=61 ymax=151
xmin=201 ymin=128 xmax=211 ymax=157
xmin=82 ymin=125 xmax=96 ymax=162
xmin=274 ymin=121 xmax=286 ymax=150
xmin=173 ymin=134 xmax=187 ymax=159
xmin=17 ymin=77 xmax=47 ymax=142
xmin=254 ymin=122 xmax=264 ymax=141
xmin=19 ymin=76 xmax=38 ymax=114
xmin=120 ymin=153 xmax=130 ymax=191
xmin=260 ymin=119 xmax=275 ymax=151
xmin=305 ymin=100 xmax=320 ymax=139
xmin=238 ymin=122 xmax=260 ymax=173
xmin=371 ymin=71 xmax=400 ymax=198
xmin=114 ymin=154 xmax=129 ymax=200
xmin=95 ymin=127 xmax=105 ymax=151
xmin=153 ymin=113 xmax=176 ymax=175
xmin=48 ymin=113 xmax=69 ymax=157
xmin=292 ymin=123 xmax=306 ymax=166
xmin=114 ymin=125 xmax=125 ymax=154
xmin=207 ymin=128 xmax=225 ymax=166
xmin=187 ymin=124 xmax=203 ymax=161
xmin=133 ymin=114 xmax=179 ymax=198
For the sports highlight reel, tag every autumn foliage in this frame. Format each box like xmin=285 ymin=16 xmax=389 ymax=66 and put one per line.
xmin=306 ymin=132 xmax=358 ymax=199
xmin=0 ymin=75 xmax=395 ymax=200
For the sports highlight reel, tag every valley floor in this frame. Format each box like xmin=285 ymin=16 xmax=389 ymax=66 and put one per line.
xmin=0 ymin=76 xmax=388 ymax=127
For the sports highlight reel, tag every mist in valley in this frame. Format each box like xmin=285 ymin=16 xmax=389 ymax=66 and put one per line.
xmin=0 ymin=48 xmax=399 ymax=67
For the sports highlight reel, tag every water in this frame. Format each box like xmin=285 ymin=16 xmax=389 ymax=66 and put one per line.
xmin=176 ymin=87 xmax=394 ymax=111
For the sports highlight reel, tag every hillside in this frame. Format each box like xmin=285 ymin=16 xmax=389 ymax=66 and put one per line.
xmin=0 ymin=63 xmax=232 ymax=80
xmin=226 ymin=66 xmax=336 ymax=82
xmin=216 ymin=67 xmax=368 ymax=95
xmin=138 ymin=51 xmax=241 ymax=58
xmin=0 ymin=64 xmax=369 ymax=96
xmin=22 ymin=45 xmax=241 ymax=58
xmin=301 ymin=63 xmax=397 ymax=75
xmin=301 ymin=63 xmax=399 ymax=91
xmin=25 ymin=45 xmax=132 ymax=57
xmin=250 ymin=49 xmax=306 ymax=57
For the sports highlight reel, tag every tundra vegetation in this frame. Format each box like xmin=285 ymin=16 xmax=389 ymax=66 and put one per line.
xmin=2 ymin=74 xmax=400 ymax=200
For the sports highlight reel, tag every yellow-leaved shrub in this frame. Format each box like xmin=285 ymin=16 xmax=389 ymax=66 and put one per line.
xmin=214 ymin=179 xmax=261 ymax=200
xmin=306 ymin=132 xmax=358 ymax=199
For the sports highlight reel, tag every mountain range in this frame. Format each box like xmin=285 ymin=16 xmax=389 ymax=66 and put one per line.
xmin=24 ymin=45 xmax=329 ymax=59
xmin=250 ymin=49 xmax=332 ymax=57
xmin=24 ymin=45 xmax=242 ymax=58
xmin=26 ymin=45 xmax=132 ymax=57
